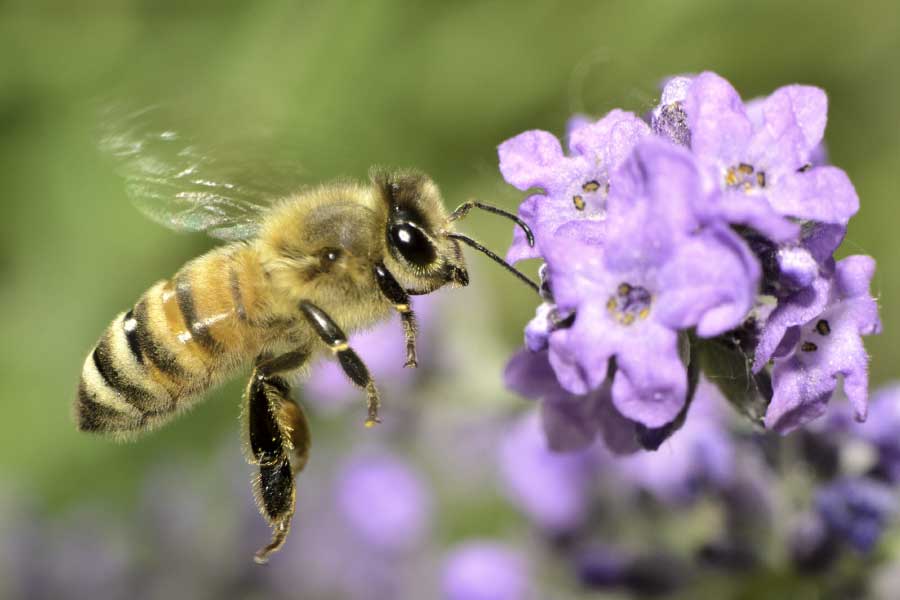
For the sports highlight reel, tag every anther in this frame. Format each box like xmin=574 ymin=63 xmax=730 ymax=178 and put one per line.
xmin=573 ymin=195 xmax=586 ymax=211
xmin=582 ymin=180 xmax=601 ymax=192
xmin=756 ymin=171 xmax=766 ymax=187
xmin=801 ymin=341 xmax=818 ymax=352
xmin=737 ymin=163 xmax=754 ymax=175
xmin=815 ymin=319 xmax=831 ymax=336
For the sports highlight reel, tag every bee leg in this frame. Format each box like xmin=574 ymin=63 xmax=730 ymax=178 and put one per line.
xmin=299 ymin=300 xmax=382 ymax=426
xmin=246 ymin=350 xmax=310 ymax=564
xmin=374 ymin=262 xmax=418 ymax=368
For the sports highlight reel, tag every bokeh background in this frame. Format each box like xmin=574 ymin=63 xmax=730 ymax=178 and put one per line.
xmin=1 ymin=1 xmax=898 ymax=598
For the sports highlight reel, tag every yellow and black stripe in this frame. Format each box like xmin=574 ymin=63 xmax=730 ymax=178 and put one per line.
xmin=76 ymin=247 xmax=265 ymax=435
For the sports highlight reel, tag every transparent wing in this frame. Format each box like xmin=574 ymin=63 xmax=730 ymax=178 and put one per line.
xmin=99 ymin=104 xmax=307 ymax=241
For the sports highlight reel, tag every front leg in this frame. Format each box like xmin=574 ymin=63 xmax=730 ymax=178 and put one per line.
xmin=299 ymin=300 xmax=382 ymax=427
xmin=373 ymin=262 xmax=418 ymax=368
xmin=245 ymin=350 xmax=311 ymax=564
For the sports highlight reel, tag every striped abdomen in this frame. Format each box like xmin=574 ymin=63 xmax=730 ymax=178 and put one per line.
xmin=76 ymin=245 xmax=268 ymax=436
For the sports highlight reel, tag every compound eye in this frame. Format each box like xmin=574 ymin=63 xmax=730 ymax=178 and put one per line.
xmin=389 ymin=223 xmax=436 ymax=267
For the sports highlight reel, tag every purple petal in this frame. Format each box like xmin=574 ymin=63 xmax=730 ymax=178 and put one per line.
xmin=498 ymin=129 xmax=566 ymax=192
xmin=336 ymin=453 xmax=431 ymax=552
xmin=803 ymin=222 xmax=845 ymax=265
xmin=768 ymin=166 xmax=859 ymax=225
xmin=685 ymin=71 xmax=752 ymax=166
xmin=498 ymin=413 xmax=592 ymax=531
xmin=706 ymin=189 xmax=801 ymax=242
xmin=540 ymin=388 xmax=605 ymax=452
xmin=777 ymin=245 xmax=819 ymax=290
xmin=442 ymin=542 xmax=530 ymax=600
xmin=503 ymin=347 xmax=563 ymax=401
xmin=569 ymin=109 xmax=650 ymax=172
xmin=762 ymin=85 xmax=828 ymax=163
xmin=546 ymin=326 xmax=596 ymax=395
xmin=611 ymin=323 xmax=686 ymax=428
xmin=835 ymin=255 xmax=877 ymax=303
xmin=754 ymin=275 xmax=832 ymax=370
xmin=656 ymin=226 xmax=759 ymax=337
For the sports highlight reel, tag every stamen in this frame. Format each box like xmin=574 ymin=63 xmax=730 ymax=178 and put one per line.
xmin=815 ymin=319 xmax=831 ymax=336
xmin=582 ymin=180 xmax=601 ymax=192
xmin=801 ymin=342 xmax=818 ymax=352
xmin=607 ymin=282 xmax=652 ymax=327
xmin=572 ymin=195 xmax=586 ymax=211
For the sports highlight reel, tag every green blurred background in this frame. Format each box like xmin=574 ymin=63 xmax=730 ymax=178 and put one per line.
xmin=1 ymin=0 xmax=898 ymax=557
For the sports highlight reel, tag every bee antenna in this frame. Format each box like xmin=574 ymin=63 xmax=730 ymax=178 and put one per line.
xmin=446 ymin=232 xmax=540 ymax=295
xmin=447 ymin=200 xmax=535 ymax=247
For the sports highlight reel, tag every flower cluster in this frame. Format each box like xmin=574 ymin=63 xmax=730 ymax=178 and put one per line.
xmin=497 ymin=382 xmax=900 ymax=597
xmin=501 ymin=71 xmax=880 ymax=450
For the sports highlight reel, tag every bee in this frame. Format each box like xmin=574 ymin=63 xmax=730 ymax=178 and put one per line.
xmin=78 ymin=114 xmax=537 ymax=563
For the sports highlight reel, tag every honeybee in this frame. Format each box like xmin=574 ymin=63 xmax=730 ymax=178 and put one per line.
xmin=78 ymin=113 xmax=537 ymax=563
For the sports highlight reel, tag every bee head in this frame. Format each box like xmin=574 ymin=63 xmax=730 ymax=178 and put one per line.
xmin=372 ymin=168 xmax=469 ymax=293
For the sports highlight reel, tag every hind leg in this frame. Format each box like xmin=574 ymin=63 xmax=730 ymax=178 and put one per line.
xmin=244 ymin=351 xmax=311 ymax=564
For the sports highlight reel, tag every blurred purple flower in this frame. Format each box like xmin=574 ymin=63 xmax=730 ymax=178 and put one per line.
xmin=614 ymin=378 xmax=734 ymax=504
xmin=765 ymin=256 xmax=881 ymax=433
xmin=815 ymin=477 xmax=897 ymax=553
xmin=335 ymin=451 xmax=432 ymax=553
xmin=498 ymin=412 xmax=595 ymax=532
xmin=441 ymin=541 xmax=530 ymax=600
xmin=499 ymin=110 xmax=650 ymax=263
xmin=503 ymin=347 xmax=638 ymax=453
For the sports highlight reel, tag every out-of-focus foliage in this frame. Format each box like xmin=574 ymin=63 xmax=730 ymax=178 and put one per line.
xmin=0 ymin=1 xmax=898 ymax=598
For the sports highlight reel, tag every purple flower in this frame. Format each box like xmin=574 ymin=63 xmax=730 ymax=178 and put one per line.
xmin=441 ymin=541 xmax=530 ymax=600
xmin=503 ymin=347 xmax=639 ymax=453
xmin=764 ymin=256 xmax=880 ymax=433
xmin=614 ymin=378 xmax=735 ymax=504
xmin=499 ymin=110 xmax=650 ymax=263
xmin=682 ymin=72 xmax=858 ymax=242
xmin=827 ymin=384 xmax=900 ymax=483
xmin=335 ymin=451 xmax=432 ymax=553
xmin=542 ymin=139 xmax=759 ymax=428
xmin=815 ymin=477 xmax=897 ymax=553
xmin=498 ymin=412 xmax=595 ymax=532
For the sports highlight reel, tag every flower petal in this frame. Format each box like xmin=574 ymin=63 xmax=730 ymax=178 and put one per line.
xmin=769 ymin=166 xmax=859 ymax=225
xmin=656 ymin=226 xmax=759 ymax=337
xmin=611 ymin=323 xmax=687 ymax=428
xmin=498 ymin=129 xmax=567 ymax=192
xmin=762 ymin=85 xmax=828 ymax=163
xmin=685 ymin=71 xmax=752 ymax=166
xmin=569 ymin=109 xmax=650 ymax=173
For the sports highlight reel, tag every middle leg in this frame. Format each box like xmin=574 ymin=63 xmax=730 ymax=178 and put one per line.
xmin=299 ymin=300 xmax=382 ymax=427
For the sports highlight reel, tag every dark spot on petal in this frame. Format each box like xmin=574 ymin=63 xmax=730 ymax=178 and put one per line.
xmin=816 ymin=319 xmax=831 ymax=336
xmin=798 ymin=163 xmax=812 ymax=173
